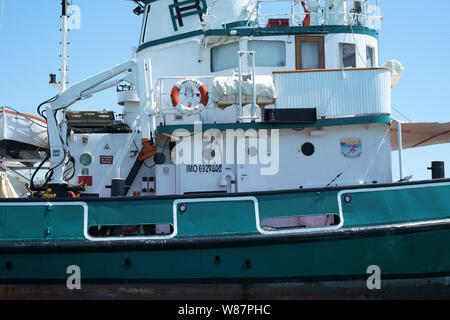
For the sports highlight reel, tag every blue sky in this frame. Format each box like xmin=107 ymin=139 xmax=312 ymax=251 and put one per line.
xmin=0 ymin=0 xmax=449 ymax=181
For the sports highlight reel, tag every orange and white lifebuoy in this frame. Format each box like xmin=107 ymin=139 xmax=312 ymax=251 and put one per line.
xmin=170 ymin=78 xmax=209 ymax=115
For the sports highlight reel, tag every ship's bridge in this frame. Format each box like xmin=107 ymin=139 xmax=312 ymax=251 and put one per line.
xmin=130 ymin=0 xmax=386 ymax=126
xmin=137 ymin=0 xmax=380 ymax=69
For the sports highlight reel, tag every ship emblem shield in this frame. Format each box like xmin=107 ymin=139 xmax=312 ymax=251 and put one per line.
xmin=340 ymin=138 xmax=362 ymax=158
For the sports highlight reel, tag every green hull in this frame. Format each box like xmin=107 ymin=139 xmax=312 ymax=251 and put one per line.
xmin=0 ymin=180 xmax=449 ymax=298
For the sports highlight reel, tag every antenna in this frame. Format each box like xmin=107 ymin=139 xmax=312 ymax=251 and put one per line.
xmin=49 ymin=0 xmax=69 ymax=92
xmin=61 ymin=0 xmax=69 ymax=92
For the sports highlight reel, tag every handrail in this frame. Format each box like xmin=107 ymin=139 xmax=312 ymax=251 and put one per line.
xmin=1 ymin=106 xmax=47 ymax=124
xmin=273 ymin=67 xmax=390 ymax=74
xmin=237 ymin=51 xmax=258 ymax=122
xmin=256 ymin=0 xmax=381 ymax=29
xmin=155 ymin=76 xmax=215 ymax=124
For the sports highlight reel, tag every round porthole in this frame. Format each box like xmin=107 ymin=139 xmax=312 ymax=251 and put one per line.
xmin=248 ymin=146 xmax=258 ymax=157
xmin=301 ymin=142 xmax=315 ymax=156
xmin=203 ymin=148 xmax=215 ymax=161
xmin=79 ymin=153 xmax=93 ymax=166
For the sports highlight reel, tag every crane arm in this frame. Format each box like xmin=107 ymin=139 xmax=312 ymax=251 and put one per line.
xmin=48 ymin=59 xmax=136 ymax=111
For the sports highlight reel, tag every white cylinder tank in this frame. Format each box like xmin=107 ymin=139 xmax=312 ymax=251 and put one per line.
xmin=325 ymin=0 xmax=350 ymax=25
xmin=202 ymin=0 xmax=258 ymax=28
xmin=117 ymin=87 xmax=140 ymax=129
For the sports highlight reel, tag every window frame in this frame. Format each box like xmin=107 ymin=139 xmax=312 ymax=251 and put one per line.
xmin=210 ymin=41 xmax=240 ymax=73
xmin=295 ymin=36 xmax=325 ymax=70
xmin=366 ymin=45 xmax=375 ymax=67
xmin=339 ymin=42 xmax=357 ymax=68
xmin=247 ymin=40 xmax=287 ymax=68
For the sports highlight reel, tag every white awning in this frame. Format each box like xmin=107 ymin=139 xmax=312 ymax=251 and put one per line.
xmin=391 ymin=120 xmax=450 ymax=150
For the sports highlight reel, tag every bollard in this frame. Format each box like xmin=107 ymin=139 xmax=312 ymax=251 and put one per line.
xmin=427 ymin=161 xmax=445 ymax=180
xmin=111 ymin=178 xmax=127 ymax=197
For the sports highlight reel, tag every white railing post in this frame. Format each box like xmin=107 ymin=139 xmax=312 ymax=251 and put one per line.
xmin=251 ymin=52 xmax=257 ymax=122
xmin=237 ymin=50 xmax=258 ymax=123
xmin=290 ymin=0 xmax=294 ymax=26
xmin=159 ymin=80 xmax=164 ymax=125
xmin=237 ymin=52 xmax=243 ymax=122
xmin=397 ymin=121 xmax=404 ymax=181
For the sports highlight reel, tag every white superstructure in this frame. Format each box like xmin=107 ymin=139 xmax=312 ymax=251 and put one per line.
xmin=34 ymin=0 xmax=399 ymax=198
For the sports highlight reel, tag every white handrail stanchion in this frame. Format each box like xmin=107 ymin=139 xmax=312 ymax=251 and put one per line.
xmin=238 ymin=52 xmax=243 ymax=123
xmin=237 ymin=51 xmax=257 ymax=122
xmin=251 ymin=52 xmax=257 ymax=122
xmin=397 ymin=121 xmax=404 ymax=181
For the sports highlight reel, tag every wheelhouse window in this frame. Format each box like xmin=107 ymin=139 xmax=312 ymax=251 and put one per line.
xmin=366 ymin=46 xmax=375 ymax=67
xmin=295 ymin=36 xmax=325 ymax=70
xmin=211 ymin=42 xmax=239 ymax=72
xmin=340 ymin=43 xmax=356 ymax=68
xmin=247 ymin=40 xmax=286 ymax=67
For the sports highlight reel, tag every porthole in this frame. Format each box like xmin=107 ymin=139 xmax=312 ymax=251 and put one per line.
xmin=248 ymin=146 xmax=258 ymax=157
xmin=79 ymin=153 xmax=93 ymax=166
xmin=301 ymin=142 xmax=315 ymax=156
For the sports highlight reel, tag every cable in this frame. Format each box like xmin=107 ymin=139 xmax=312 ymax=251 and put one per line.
xmin=63 ymin=155 xmax=76 ymax=181
xmin=143 ymin=136 xmax=171 ymax=168
xmin=33 ymin=108 xmax=68 ymax=187
xmin=30 ymin=153 xmax=50 ymax=190
xmin=349 ymin=21 xmax=368 ymax=68
xmin=37 ymin=94 xmax=59 ymax=121
xmin=392 ymin=106 xmax=412 ymax=123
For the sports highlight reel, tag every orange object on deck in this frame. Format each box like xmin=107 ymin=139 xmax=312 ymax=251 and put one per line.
xmin=138 ymin=139 xmax=157 ymax=161
xmin=69 ymin=191 xmax=80 ymax=198
xmin=301 ymin=1 xmax=311 ymax=26
xmin=265 ymin=18 xmax=290 ymax=28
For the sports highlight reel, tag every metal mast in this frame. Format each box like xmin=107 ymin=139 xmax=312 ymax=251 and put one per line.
xmin=60 ymin=0 xmax=69 ymax=91
xmin=50 ymin=0 xmax=69 ymax=91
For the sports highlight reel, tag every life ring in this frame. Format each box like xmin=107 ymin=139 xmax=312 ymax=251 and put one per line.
xmin=170 ymin=78 xmax=209 ymax=115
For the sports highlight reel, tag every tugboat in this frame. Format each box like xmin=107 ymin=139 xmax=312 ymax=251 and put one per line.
xmin=0 ymin=0 xmax=449 ymax=299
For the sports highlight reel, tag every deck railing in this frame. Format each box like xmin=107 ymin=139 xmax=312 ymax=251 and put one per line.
xmin=256 ymin=0 xmax=382 ymax=29
xmin=272 ymin=67 xmax=391 ymax=118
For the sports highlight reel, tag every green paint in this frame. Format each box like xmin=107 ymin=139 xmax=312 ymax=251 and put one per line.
xmin=0 ymin=204 xmax=84 ymax=241
xmin=222 ymin=20 xmax=259 ymax=29
xmin=1 ymin=228 xmax=449 ymax=282
xmin=156 ymin=115 xmax=391 ymax=134
xmin=176 ymin=199 xmax=258 ymax=237
xmin=0 ymin=182 xmax=449 ymax=282
xmin=0 ymin=180 xmax=449 ymax=242
xmin=137 ymin=25 xmax=378 ymax=52
xmin=169 ymin=0 xmax=207 ymax=31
